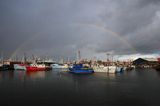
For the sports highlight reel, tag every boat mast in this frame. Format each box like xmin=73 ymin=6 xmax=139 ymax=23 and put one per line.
xmin=1 ymin=52 xmax=4 ymax=65
xmin=77 ymin=50 xmax=81 ymax=63
xmin=106 ymin=53 xmax=110 ymax=73
xmin=23 ymin=53 xmax=27 ymax=64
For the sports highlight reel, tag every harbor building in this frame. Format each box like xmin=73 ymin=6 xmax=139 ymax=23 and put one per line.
xmin=133 ymin=58 xmax=159 ymax=68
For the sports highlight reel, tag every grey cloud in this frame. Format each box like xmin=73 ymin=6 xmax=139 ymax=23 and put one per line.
xmin=0 ymin=0 xmax=160 ymax=59
xmin=97 ymin=0 xmax=160 ymax=54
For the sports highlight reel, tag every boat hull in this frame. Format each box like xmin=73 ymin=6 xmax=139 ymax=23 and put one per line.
xmin=26 ymin=66 xmax=48 ymax=71
xmin=93 ymin=66 xmax=116 ymax=73
xmin=26 ymin=63 xmax=52 ymax=71
xmin=155 ymin=66 xmax=160 ymax=71
xmin=69 ymin=64 xmax=94 ymax=74
xmin=51 ymin=64 xmax=68 ymax=69
xmin=116 ymin=67 xmax=124 ymax=73
xmin=69 ymin=68 xmax=94 ymax=74
xmin=14 ymin=64 xmax=26 ymax=70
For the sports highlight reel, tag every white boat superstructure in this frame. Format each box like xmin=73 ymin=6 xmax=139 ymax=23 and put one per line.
xmin=93 ymin=65 xmax=116 ymax=73
xmin=93 ymin=65 xmax=108 ymax=72
xmin=51 ymin=63 xmax=68 ymax=69
xmin=108 ymin=66 xmax=117 ymax=74
xmin=30 ymin=63 xmax=46 ymax=68
xmin=0 ymin=64 xmax=3 ymax=67
xmin=14 ymin=64 xmax=26 ymax=70
xmin=93 ymin=65 xmax=123 ymax=74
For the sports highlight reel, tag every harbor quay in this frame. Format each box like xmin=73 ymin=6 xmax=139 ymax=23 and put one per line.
xmin=0 ymin=56 xmax=160 ymax=72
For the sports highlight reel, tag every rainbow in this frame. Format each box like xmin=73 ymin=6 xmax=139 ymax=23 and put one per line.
xmin=10 ymin=32 xmax=43 ymax=60
xmin=74 ymin=22 xmax=137 ymax=53
xmin=10 ymin=22 xmax=137 ymax=59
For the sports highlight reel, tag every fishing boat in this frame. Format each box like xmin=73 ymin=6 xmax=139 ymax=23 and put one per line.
xmin=51 ymin=63 xmax=68 ymax=69
xmin=93 ymin=65 xmax=108 ymax=72
xmin=93 ymin=65 xmax=123 ymax=74
xmin=26 ymin=64 xmax=51 ymax=71
xmin=14 ymin=64 xmax=26 ymax=70
xmin=116 ymin=66 xmax=124 ymax=73
xmin=102 ymin=66 xmax=117 ymax=74
xmin=69 ymin=64 xmax=94 ymax=74
xmin=0 ymin=64 xmax=12 ymax=71
xmin=154 ymin=65 xmax=160 ymax=71
xmin=0 ymin=64 xmax=3 ymax=71
xmin=108 ymin=66 xmax=117 ymax=73
xmin=154 ymin=58 xmax=160 ymax=71
xmin=125 ymin=66 xmax=134 ymax=71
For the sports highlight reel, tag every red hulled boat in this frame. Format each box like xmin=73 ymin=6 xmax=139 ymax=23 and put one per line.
xmin=26 ymin=64 xmax=51 ymax=71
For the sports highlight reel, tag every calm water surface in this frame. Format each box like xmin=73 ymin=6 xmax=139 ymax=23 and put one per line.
xmin=0 ymin=69 xmax=160 ymax=106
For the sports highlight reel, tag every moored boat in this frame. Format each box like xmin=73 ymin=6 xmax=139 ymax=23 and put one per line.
xmin=116 ymin=66 xmax=124 ymax=73
xmin=69 ymin=64 xmax=94 ymax=74
xmin=14 ymin=64 xmax=26 ymax=70
xmin=93 ymin=65 xmax=108 ymax=72
xmin=93 ymin=65 xmax=123 ymax=74
xmin=108 ymin=66 xmax=117 ymax=73
xmin=51 ymin=63 xmax=68 ymax=69
xmin=26 ymin=64 xmax=51 ymax=71
xmin=0 ymin=64 xmax=12 ymax=71
xmin=154 ymin=65 xmax=160 ymax=71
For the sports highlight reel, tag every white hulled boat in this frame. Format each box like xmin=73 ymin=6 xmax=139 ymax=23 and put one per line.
xmin=14 ymin=64 xmax=26 ymax=70
xmin=51 ymin=63 xmax=68 ymax=69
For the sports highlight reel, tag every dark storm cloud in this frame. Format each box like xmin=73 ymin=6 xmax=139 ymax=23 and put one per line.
xmin=0 ymin=0 xmax=160 ymax=59
xmin=97 ymin=0 xmax=160 ymax=54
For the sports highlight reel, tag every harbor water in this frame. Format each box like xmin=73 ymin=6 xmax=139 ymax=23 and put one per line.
xmin=0 ymin=69 xmax=160 ymax=106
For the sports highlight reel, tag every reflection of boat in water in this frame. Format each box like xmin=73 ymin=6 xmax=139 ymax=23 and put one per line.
xmin=107 ymin=73 xmax=116 ymax=79
xmin=69 ymin=64 xmax=94 ymax=74
xmin=51 ymin=63 xmax=68 ymax=69
xmin=0 ymin=71 xmax=14 ymax=79
xmin=26 ymin=71 xmax=45 ymax=79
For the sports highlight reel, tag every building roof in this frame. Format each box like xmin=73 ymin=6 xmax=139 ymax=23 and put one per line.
xmin=133 ymin=58 xmax=158 ymax=65
xmin=142 ymin=58 xmax=158 ymax=62
xmin=133 ymin=58 xmax=158 ymax=62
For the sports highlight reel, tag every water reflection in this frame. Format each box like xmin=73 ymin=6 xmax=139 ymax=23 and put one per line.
xmin=107 ymin=73 xmax=116 ymax=79
xmin=26 ymin=71 xmax=46 ymax=79
xmin=15 ymin=70 xmax=26 ymax=81
xmin=52 ymin=68 xmax=68 ymax=72
xmin=0 ymin=69 xmax=160 ymax=106
xmin=0 ymin=69 xmax=68 ymax=81
xmin=70 ymin=74 xmax=94 ymax=92
xmin=0 ymin=70 xmax=48 ymax=80
xmin=155 ymin=71 xmax=160 ymax=78
xmin=0 ymin=71 xmax=14 ymax=80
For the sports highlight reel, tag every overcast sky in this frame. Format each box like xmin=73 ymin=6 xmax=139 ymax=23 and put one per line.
xmin=0 ymin=0 xmax=160 ymax=60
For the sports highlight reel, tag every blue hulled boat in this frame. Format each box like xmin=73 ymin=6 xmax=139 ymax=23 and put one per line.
xmin=69 ymin=64 xmax=94 ymax=74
